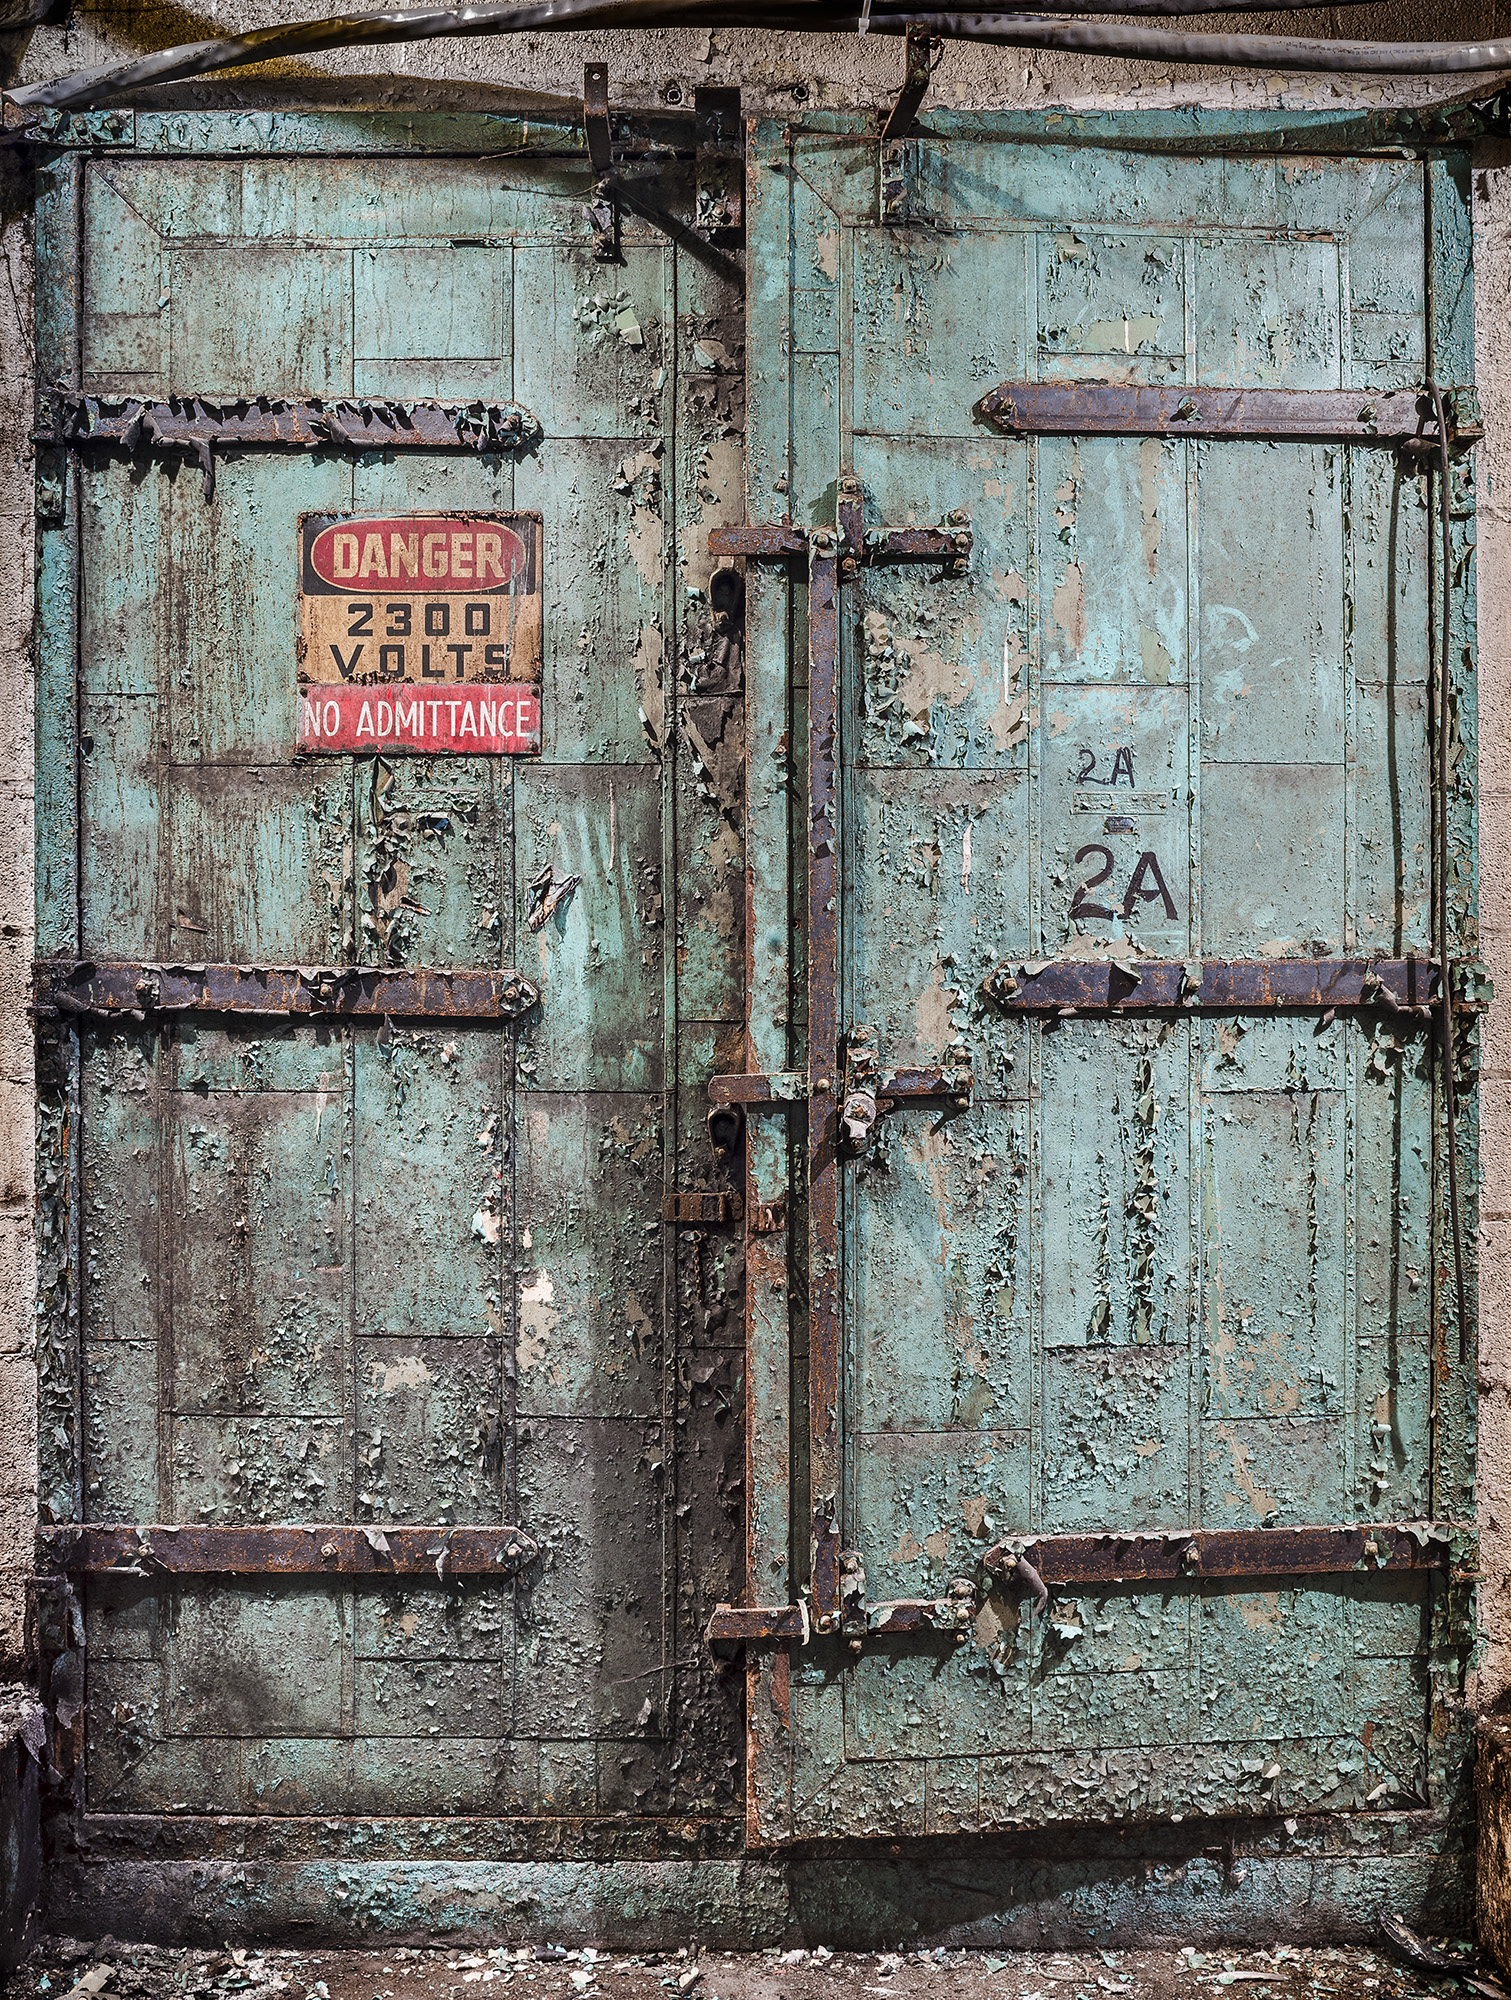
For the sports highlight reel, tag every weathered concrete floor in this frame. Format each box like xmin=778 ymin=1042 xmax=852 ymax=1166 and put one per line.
xmin=9 ymin=1938 xmax=1496 ymax=2000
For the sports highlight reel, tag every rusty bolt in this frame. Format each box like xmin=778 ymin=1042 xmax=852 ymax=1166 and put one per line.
xmin=814 ymin=1076 xmax=830 ymax=1093
xmin=847 ymin=1637 xmax=863 ymax=1655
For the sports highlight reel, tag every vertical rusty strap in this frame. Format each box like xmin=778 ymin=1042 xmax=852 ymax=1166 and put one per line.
xmin=807 ymin=529 xmax=841 ymax=1631
xmin=880 ymin=24 xmax=934 ymax=144
xmin=583 ymin=63 xmax=612 ymax=179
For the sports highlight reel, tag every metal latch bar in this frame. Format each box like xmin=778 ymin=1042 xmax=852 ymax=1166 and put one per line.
xmin=708 ymin=1066 xmax=971 ymax=1107
xmin=709 ymin=521 xmax=968 ymax=565
xmin=703 ymin=1519 xmax=1464 ymax=1651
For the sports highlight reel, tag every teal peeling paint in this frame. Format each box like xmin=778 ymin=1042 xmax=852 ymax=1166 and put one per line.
xmin=38 ymin=103 xmax=1479 ymax=1902
xmin=744 ymin=119 xmax=1478 ymax=1840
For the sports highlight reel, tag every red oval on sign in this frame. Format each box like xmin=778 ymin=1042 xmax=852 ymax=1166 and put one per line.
xmin=309 ymin=517 xmax=528 ymax=594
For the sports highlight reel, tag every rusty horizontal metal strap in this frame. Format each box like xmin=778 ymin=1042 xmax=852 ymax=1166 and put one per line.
xmin=709 ymin=520 xmax=972 ymax=565
xmin=37 ymin=392 xmax=544 ymax=456
xmin=33 ymin=960 xmax=540 ymax=1022
xmin=663 ymin=1189 xmax=742 ymax=1225
xmin=704 ymin=1602 xmax=809 ymax=1645
xmin=879 ymin=1064 xmax=973 ymax=1103
xmin=40 ymin=1524 xmax=540 ymax=1578
xmin=983 ymin=1522 xmax=1458 ymax=1587
xmin=981 ymin=954 xmax=1438 ymax=1014
xmin=707 ymin=1069 xmax=806 ymax=1106
xmin=709 ymin=1065 xmax=971 ymax=1107
xmin=978 ymin=382 xmax=1483 ymax=445
xmin=709 ymin=522 xmax=809 ymax=559
xmin=704 ymin=1523 xmax=1459 ymax=1649
xmin=862 ymin=523 xmax=971 ymax=563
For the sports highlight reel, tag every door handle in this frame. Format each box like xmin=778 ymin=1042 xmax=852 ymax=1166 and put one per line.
xmin=702 ymin=492 xmax=973 ymax=1647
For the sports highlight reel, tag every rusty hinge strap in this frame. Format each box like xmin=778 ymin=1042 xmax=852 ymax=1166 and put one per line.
xmin=40 ymin=1524 xmax=539 ymax=1578
xmin=982 ymin=954 xmax=1442 ymax=1016
xmin=880 ymin=24 xmax=935 ymax=144
xmin=980 ymin=382 xmax=1483 ymax=446
xmin=37 ymin=393 xmax=543 ymax=456
xmin=663 ymin=1190 xmax=742 ymax=1226
xmin=33 ymin=961 xmax=541 ymax=1023
xmin=982 ymin=1521 xmax=1461 ymax=1588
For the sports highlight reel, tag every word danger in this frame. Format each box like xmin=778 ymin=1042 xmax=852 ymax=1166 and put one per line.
xmin=308 ymin=518 xmax=527 ymax=591
xmin=299 ymin=687 xmax=541 ymax=754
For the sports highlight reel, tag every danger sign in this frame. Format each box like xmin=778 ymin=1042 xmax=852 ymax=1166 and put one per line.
xmin=297 ymin=511 xmax=543 ymax=755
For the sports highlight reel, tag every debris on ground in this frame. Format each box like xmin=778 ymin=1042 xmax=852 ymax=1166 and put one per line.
xmin=5 ymin=1937 xmax=1494 ymax=2000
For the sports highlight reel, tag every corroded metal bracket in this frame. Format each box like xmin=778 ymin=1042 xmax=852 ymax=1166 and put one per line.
xmin=33 ymin=960 xmax=541 ymax=1022
xmin=711 ymin=519 xmax=969 ymax=569
xmin=880 ymin=24 xmax=935 ymax=144
xmin=979 ymin=381 xmax=1484 ymax=448
xmin=663 ymin=1190 xmax=742 ymax=1225
xmin=41 ymin=1523 xmax=540 ymax=1577
xmin=703 ymin=1521 xmax=1464 ymax=1651
xmin=981 ymin=954 xmax=1442 ymax=1016
xmin=694 ymin=85 xmax=742 ymax=241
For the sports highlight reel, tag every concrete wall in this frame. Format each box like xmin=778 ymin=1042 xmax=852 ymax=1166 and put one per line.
xmin=0 ymin=0 xmax=1506 ymax=1706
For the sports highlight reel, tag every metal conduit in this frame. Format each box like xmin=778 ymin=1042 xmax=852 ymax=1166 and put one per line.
xmin=7 ymin=0 xmax=1511 ymax=113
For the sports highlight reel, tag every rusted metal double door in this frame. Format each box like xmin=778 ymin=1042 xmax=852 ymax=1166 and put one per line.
xmin=709 ymin=121 xmax=1479 ymax=1841
xmin=29 ymin=102 xmax=1481 ymax=1870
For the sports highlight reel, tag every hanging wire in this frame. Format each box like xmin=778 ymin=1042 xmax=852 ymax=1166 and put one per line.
xmin=7 ymin=0 xmax=1511 ymax=113
xmin=1428 ymin=383 xmax=1473 ymax=1371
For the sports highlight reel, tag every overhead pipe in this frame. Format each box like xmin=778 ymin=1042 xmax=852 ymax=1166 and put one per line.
xmin=7 ymin=0 xmax=1511 ymax=113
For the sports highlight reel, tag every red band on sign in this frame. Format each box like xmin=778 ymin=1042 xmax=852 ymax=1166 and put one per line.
xmin=307 ymin=518 xmax=527 ymax=593
xmin=298 ymin=686 xmax=542 ymax=754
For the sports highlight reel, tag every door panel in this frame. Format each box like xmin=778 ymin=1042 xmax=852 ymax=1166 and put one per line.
xmin=737 ymin=122 xmax=1475 ymax=1842
xmin=48 ymin=141 xmax=748 ymax=1838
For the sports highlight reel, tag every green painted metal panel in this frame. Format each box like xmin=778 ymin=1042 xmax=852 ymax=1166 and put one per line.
xmin=741 ymin=121 xmax=1477 ymax=1843
xmin=55 ymin=144 xmax=746 ymax=1845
